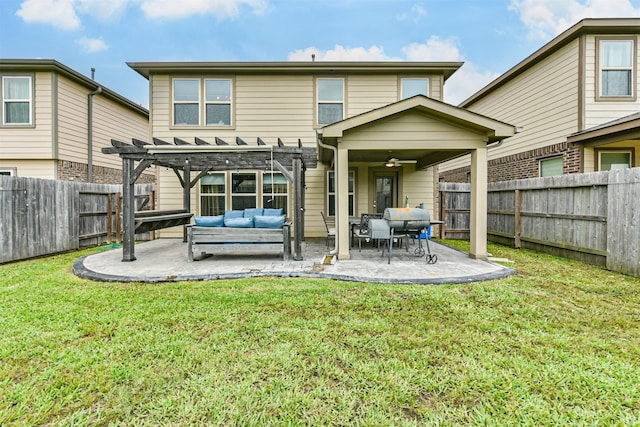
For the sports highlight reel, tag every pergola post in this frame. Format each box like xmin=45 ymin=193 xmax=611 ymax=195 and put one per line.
xmin=182 ymin=159 xmax=191 ymax=243
xmin=292 ymin=154 xmax=303 ymax=260
xmin=122 ymin=157 xmax=136 ymax=262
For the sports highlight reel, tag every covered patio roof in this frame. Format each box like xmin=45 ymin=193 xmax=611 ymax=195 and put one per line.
xmin=317 ymin=95 xmax=516 ymax=261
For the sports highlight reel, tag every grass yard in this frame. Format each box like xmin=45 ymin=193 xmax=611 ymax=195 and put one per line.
xmin=1 ymin=242 xmax=639 ymax=426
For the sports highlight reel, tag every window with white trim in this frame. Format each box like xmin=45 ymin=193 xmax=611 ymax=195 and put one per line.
xmin=262 ymin=172 xmax=289 ymax=215
xmin=539 ymin=156 xmax=563 ymax=177
xmin=173 ymin=78 xmax=200 ymax=125
xmin=205 ymin=79 xmax=232 ymax=126
xmin=317 ymin=78 xmax=344 ymax=125
xmin=200 ymin=172 xmax=226 ymax=215
xmin=0 ymin=169 xmax=16 ymax=176
xmin=2 ymin=76 xmax=32 ymax=125
xmin=401 ymin=78 xmax=429 ymax=99
xmin=172 ymin=78 xmax=233 ymax=127
xmin=327 ymin=170 xmax=355 ymax=217
xmin=598 ymin=150 xmax=632 ymax=171
xmin=598 ymin=39 xmax=634 ymax=98
xmin=231 ymin=172 xmax=257 ymax=210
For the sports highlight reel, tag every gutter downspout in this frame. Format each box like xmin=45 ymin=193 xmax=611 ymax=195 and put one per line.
xmin=316 ymin=131 xmax=338 ymax=256
xmin=88 ymin=72 xmax=102 ymax=183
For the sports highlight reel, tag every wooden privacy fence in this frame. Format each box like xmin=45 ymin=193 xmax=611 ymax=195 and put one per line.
xmin=439 ymin=168 xmax=640 ymax=278
xmin=0 ymin=176 xmax=154 ymax=263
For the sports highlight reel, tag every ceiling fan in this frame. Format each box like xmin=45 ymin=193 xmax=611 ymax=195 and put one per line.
xmin=384 ymin=157 xmax=417 ymax=168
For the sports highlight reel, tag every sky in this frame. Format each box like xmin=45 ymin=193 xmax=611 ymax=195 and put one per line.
xmin=2 ymin=0 xmax=640 ymax=108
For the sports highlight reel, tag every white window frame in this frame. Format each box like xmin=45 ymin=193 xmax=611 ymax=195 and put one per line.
xmin=262 ymin=171 xmax=289 ymax=215
xmin=597 ymin=149 xmax=633 ymax=171
xmin=327 ymin=170 xmax=355 ymax=217
xmin=231 ymin=171 xmax=257 ymax=210
xmin=539 ymin=156 xmax=564 ymax=177
xmin=172 ymin=78 xmax=200 ymax=126
xmin=0 ymin=168 xmax=16 ymax=176
xmin=400 ymin=77 xmax=429 ymax=100
xmin=597 ymin=37 xmax=636 ymax=100
xmin=2 ymin=75 xmax=33 ymax=126
xmin=316 ymin=77 xmax=345 ymax=126
xmin=199 ymin=172 xmax=226 ymax=215
xmin=204 ymin=79 xmax=233 ymax=126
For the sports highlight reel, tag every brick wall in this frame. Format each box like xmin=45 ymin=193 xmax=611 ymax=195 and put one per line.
xmin=57 ymin=160 xmax=155 ymax=184
xmin=439 ymin=142 xmax=582 ymax=182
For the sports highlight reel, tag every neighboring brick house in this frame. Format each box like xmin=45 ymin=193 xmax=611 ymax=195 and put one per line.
xmin=0 ymin=59 xmax=152 ymax=184
xmin=439 ymin=18 xmax=640 ymax=182
xmin=126 ymin=61 xmax=514 ymax=259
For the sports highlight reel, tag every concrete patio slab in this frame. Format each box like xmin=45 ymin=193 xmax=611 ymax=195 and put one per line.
xmin=73 ymin=238 xmax=515 ymax=284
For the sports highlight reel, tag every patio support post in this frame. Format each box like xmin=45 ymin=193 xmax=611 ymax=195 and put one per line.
xmin=122 ymin=157 xmax=136 ymax=262
xmin=470 ymin=147 xmax=488 ymax=259
xmin=336 ymin=145 xmax=350 ymax=260
xmin=292 ymin=154 xmax=303 ymax=260
xmin=182 ymin=159 xmax=191 ymax=243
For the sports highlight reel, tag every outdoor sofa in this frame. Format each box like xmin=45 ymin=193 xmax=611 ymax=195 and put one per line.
xmin=187 ymin=208 xmax=291 ymax=261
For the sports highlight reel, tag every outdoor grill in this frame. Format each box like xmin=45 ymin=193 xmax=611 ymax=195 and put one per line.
xmin=377 ymin=207 xmax=437 ymax=264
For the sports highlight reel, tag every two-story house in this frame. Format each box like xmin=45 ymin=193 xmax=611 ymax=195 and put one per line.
xmin=127 ymin=61 xmax=515 ymax=259
xmin=0 ymin=59 xmax=152 ymax=183
xmin=439 ymin=18 xmax=640 ymax=182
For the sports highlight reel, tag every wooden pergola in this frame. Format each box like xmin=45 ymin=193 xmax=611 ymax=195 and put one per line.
xmin=103 ymin=137 xmax=317 ymax=262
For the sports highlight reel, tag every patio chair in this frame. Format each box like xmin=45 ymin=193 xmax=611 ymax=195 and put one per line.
xmin=352 ymin=213 xmax=377 ymax=251
xmin=320 ymin=211 xmax=336 ymax=248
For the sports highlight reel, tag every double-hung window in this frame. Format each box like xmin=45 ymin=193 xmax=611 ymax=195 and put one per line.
xmin=400 ymin=77 xmax=429 ymax=99
xmin=598 ymin=38 xmax=634 ymax=98
xmin=327 ymin=170 xmax=355 ymax=217
xmin=200 ymin=172 xmax=226 ymax=215
xmin=262 ymin=172 xmax=289 ymax=215
xmin=2 ymin=76 xmax=32 ymax=125
xmin=173 ymin=78 xmax=233 ymax=126
xmin=205 ymin=79 xmax=232 ymax=126
xmin=173 ymin=78 xmax=200 ymax=126
xmin=231 ymin=172 xmax=257 ymax=210
xmin=317 ymin=78 xmax=344 ymax=125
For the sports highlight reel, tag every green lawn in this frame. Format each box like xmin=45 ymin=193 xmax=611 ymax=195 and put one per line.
xmin=1 ymin=242 xmax=639 ymax=426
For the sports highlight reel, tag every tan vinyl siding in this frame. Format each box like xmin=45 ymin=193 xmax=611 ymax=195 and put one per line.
xmin=402 ymin=165 xmax=435 ymax=213
xmin=157 ymin=166 xmax=193 ymax=238
xmin=347 ymin=75 xmax=398 ymax=116
xmin=0 ymin=159 xmax=56 ymax=179
xmin=0 ymin=71 xmax=53 ymax=159
xmin=57 ymin=76 xmax=88 ymax=164
xmin=91 ymin=94 xmax=149 ymax=169
xmin=441 ymin=40 xmax=581 ymax=172
xmin=584 ymin=34 xmax=640 ymax=128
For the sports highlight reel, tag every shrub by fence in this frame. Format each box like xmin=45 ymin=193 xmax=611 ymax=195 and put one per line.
xmin=439 ymin=168 xmax=640 ymax=278
xmin=0 ymin=176 xmax=154 ymax=263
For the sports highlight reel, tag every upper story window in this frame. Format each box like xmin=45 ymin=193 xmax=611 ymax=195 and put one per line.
xmin=598 ymin=38 xmax=635 ymax=99
xmin=2 ymin=76 xmax=32 ymax=125
xmin=173 ymin=78 xmax=200 ymax=126
xmin=173 ymin=77 xmax=233 ymax=127
xmin=317 ymin=78 xmax=344 ymax=126
xmin=401 ymin=78 xmax=429 ymax=99
xmin=205 ymin=79 xmax=232 ymax=126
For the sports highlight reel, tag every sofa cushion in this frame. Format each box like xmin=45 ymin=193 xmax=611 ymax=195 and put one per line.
xmin=194 ymin=215 xmax=224 ymax=227
xmin=243 ymin=208 xmax=264 ymax=219
xmin=224 ymin=210 xmax=244 ymax=221
xmin=224 ymin=217 xmax=254 ymax=228
xmin=254 ymin=215 xmax=285 ymax=229
xmin=263 ymin=208 xmax=284 ymax=216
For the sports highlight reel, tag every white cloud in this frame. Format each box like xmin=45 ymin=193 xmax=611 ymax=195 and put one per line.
xmin=140 ymin=0 xmax=268 ymax=20
xmin=16 ymin=0 xmax=80 ymax=30
xmin=76 ymin=0 xmax=129 ymax=20
xmin=288 ymin=45 xmax=395 ymax=61
xmin=509 ymin=0 xmax=640 ymax=40
xmin=287 ymin=37 xmax=491 ymax=104
xmin=75 ymin=36 xmax=108 ymax=53
xmin=397 ymin=3 xmax=427 ymax=22
xmin=402 ymin=35 xmax=462 ymax=61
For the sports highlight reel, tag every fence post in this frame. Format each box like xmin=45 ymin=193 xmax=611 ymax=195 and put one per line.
xmin=514 ymin=189 xmax=522 ymax=248
xmin=106 ymin=193 xmax=113 ymax=243
xmin=115 ymin=192 xmax=122 ymax=244
xmin=439 ymin=189 xmax=446 ymax=239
